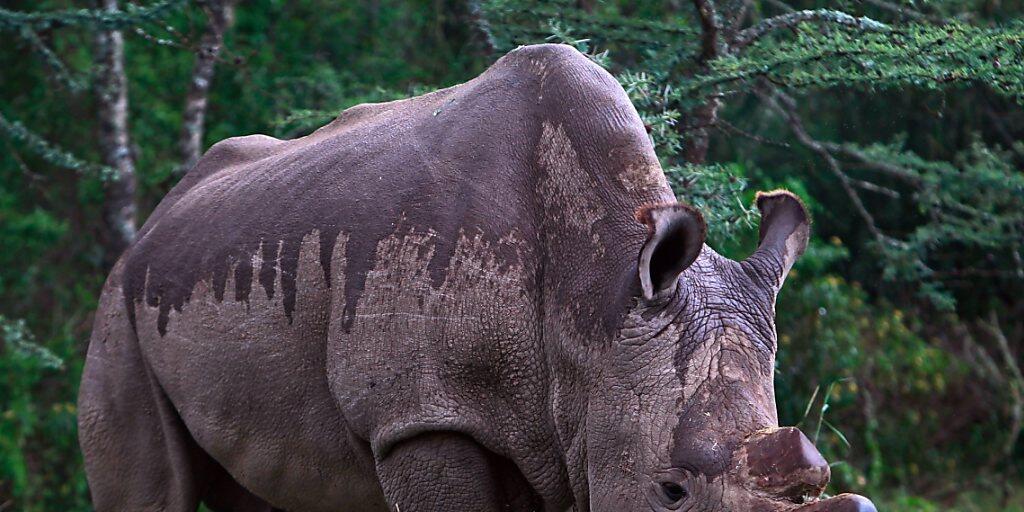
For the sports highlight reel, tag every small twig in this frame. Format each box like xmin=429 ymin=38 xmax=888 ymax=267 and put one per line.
xmin=765 ymin=0 xmax=796 ymax=14
xmin=4 ymin=140 xmax=45 ymax=183
xmin=17 ymin=26 xmax=87 ymax=92
xmin=821 ymin=142 xmax=923 ymax=185
xmin=732 ymin=9 xmax=889 ymax=50
xmin=131 ymin=25 xmax=184 ymax=47
xmin=931 ymin=268 xmax=1024 ymax=279
xmin=858 ymin=0 xmax=946 ymax=24
xmin=715 ymin=118 xmax=792 ymax=148
xmin=757 ymin=86 xmax=888 ymax=243
xmin=849 ymin=177 xmax=900 ymax=198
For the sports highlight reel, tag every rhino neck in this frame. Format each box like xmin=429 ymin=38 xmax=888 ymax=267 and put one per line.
xmin=516 ymin=46 xmax=676 ymax=503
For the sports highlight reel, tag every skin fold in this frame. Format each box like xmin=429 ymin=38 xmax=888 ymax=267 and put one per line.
xmin=78 ymin=44 xmax=875 ymax=512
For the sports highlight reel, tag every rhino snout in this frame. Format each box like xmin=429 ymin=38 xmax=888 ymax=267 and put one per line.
xmin=742 ymin=427 xmax=831 ymax=501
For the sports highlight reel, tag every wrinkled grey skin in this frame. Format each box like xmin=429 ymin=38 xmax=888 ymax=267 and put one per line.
xmin=78 ymin=44 xmax=876 ymax=512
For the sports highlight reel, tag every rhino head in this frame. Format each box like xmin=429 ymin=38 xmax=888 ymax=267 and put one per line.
xmin=581 ymin=190 xmax=875 ymax=512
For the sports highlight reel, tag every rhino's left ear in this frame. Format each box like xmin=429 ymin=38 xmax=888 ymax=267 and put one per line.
xmin=636 ymin=203 xmax=706 ymax=301
xmin=745 ymin=190 xmax=810 ymax=290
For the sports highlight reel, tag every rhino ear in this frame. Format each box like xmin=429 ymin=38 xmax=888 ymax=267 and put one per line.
xmin=746 ymin=190 xmax=810 ymax=290
xmin=636 ymin=203 xmax=706 ymax=301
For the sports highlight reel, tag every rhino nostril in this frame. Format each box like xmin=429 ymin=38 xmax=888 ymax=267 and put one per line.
xmin=660 ymin=482 xmax=687 ymax=503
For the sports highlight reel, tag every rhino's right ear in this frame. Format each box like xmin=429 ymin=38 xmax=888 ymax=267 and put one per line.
xmin=636 ymin=203 xmax=706 ymax=301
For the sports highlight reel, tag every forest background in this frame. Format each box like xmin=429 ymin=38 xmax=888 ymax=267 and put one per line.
xmin=1 ymin=0 xmax=1022 ymax=510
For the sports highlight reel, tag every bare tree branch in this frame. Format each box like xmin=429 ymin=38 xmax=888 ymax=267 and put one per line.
xmin=715 ymin=117 xmax=792 ymax=148
xmin=723 ymin=0 xmax=754 ymax=41
xmin=175 ymin=0 xmax=236 ymax=177
xmin=850 ymin=176 xmax=900 ymax=198
xmin=94 ymin=0 xmax=137 ymax=266
xmin=981 ymin=312 xmax=1024 ymax=465
xmin=757 ymin=86 xmax=889 ymax=243
xmin=732 ymin=9 xmax=888 ymax=50
xmin=821 ymin=141 xmax=923 ymax=184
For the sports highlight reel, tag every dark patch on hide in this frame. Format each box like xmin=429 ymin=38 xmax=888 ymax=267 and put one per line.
xmin=121 ymin=44 xmax=672 ymax=341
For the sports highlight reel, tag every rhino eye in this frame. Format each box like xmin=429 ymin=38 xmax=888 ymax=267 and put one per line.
xmin=660 ymin=481 xmax=688 ymax=503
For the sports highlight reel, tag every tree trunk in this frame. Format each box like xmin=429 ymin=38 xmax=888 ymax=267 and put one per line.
xmin=682 ymin=98 xmax=721 ymax=164
xmin=682 ymin=0 xmax=726 ymax=165
xmin=175 ymin=0 xmax=237 ymax=177
xmin=94 ymin=0 xmax=137 ymax=267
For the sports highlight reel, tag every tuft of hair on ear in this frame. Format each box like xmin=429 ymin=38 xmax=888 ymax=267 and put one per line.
xmin=635 ymin=202 xmax=706 ymax=235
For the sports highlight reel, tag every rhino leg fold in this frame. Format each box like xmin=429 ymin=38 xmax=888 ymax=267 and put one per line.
xmin=376 ymin=431 xmax=541 ymax=512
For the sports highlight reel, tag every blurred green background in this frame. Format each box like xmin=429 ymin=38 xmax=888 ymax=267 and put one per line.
xmin=1 ymin=0 xmax=1022 ymax=510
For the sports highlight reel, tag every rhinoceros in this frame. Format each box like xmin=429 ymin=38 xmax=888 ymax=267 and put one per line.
xmin=78 ymin=43 xmax=876 ymax=512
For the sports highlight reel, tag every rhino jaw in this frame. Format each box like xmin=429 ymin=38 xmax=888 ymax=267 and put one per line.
xmin=795 ymin=494 xmax=878 ymax=512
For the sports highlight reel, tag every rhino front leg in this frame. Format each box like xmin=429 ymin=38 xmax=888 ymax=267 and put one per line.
xmin=376 ymin=432 xmax=538 ymax=512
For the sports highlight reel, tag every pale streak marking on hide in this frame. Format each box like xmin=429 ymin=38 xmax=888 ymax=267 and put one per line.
xmin=330 ymin=226 xmax=566 ymax=501
xmin=537 ymin=121 xmax=606 ymax=258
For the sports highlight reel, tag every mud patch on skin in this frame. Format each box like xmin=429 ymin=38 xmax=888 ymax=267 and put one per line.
xmin=537 ymin=121 xmax=606 ymax=258
xmin=328 ymin=226 xmax=570 ymax=506
xmin=680 ymin=327 xmax=773 ymax=402
xmin=617 ymin=160 xmax=669 ymax=194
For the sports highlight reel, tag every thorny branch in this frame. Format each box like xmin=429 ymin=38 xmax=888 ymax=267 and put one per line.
xmin=731 ymin=9 xmax=889 ymax=50
xmin=682 ymin=1 xmax=890 ymax=164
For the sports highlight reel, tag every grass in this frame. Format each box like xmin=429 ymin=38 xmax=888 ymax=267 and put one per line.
xmin=876 ymin=486 xmax=1024 ymax=512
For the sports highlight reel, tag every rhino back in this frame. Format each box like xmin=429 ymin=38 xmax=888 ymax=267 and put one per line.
xmin=127 ymin=68 xmax=548 ymax=336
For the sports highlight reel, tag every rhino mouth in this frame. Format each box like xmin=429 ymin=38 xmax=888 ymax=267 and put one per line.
xmin=793 ymin=493 xmax=877 ymax=512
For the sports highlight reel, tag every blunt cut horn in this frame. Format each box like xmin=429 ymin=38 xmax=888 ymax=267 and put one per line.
xmin=745 ymin=190 xmax=811 ymax=290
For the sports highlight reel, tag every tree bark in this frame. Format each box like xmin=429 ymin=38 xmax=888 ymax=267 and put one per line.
xmin=94 ymin=0 xmax=137 ymax=267
xmin=683 ymin=0 xmax=725 ymax=164
xmin=175 ymin=0 xmax=236 ymax=177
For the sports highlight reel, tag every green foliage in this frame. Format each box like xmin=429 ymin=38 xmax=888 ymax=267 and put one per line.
xmin=665 ymin=163 xmax=757 ymax=240
xmin=0 ymin=0 xmax=187 ymax=32
xmin=1 ymin=315 xmax=86 ymax=510
xmin=0 ymin=112 xmax=113 ymax=178
xmin=774 ymin=238 xmax=972 ymax=490
xmin=687 ymin=22 xmax=1024 ymax=104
